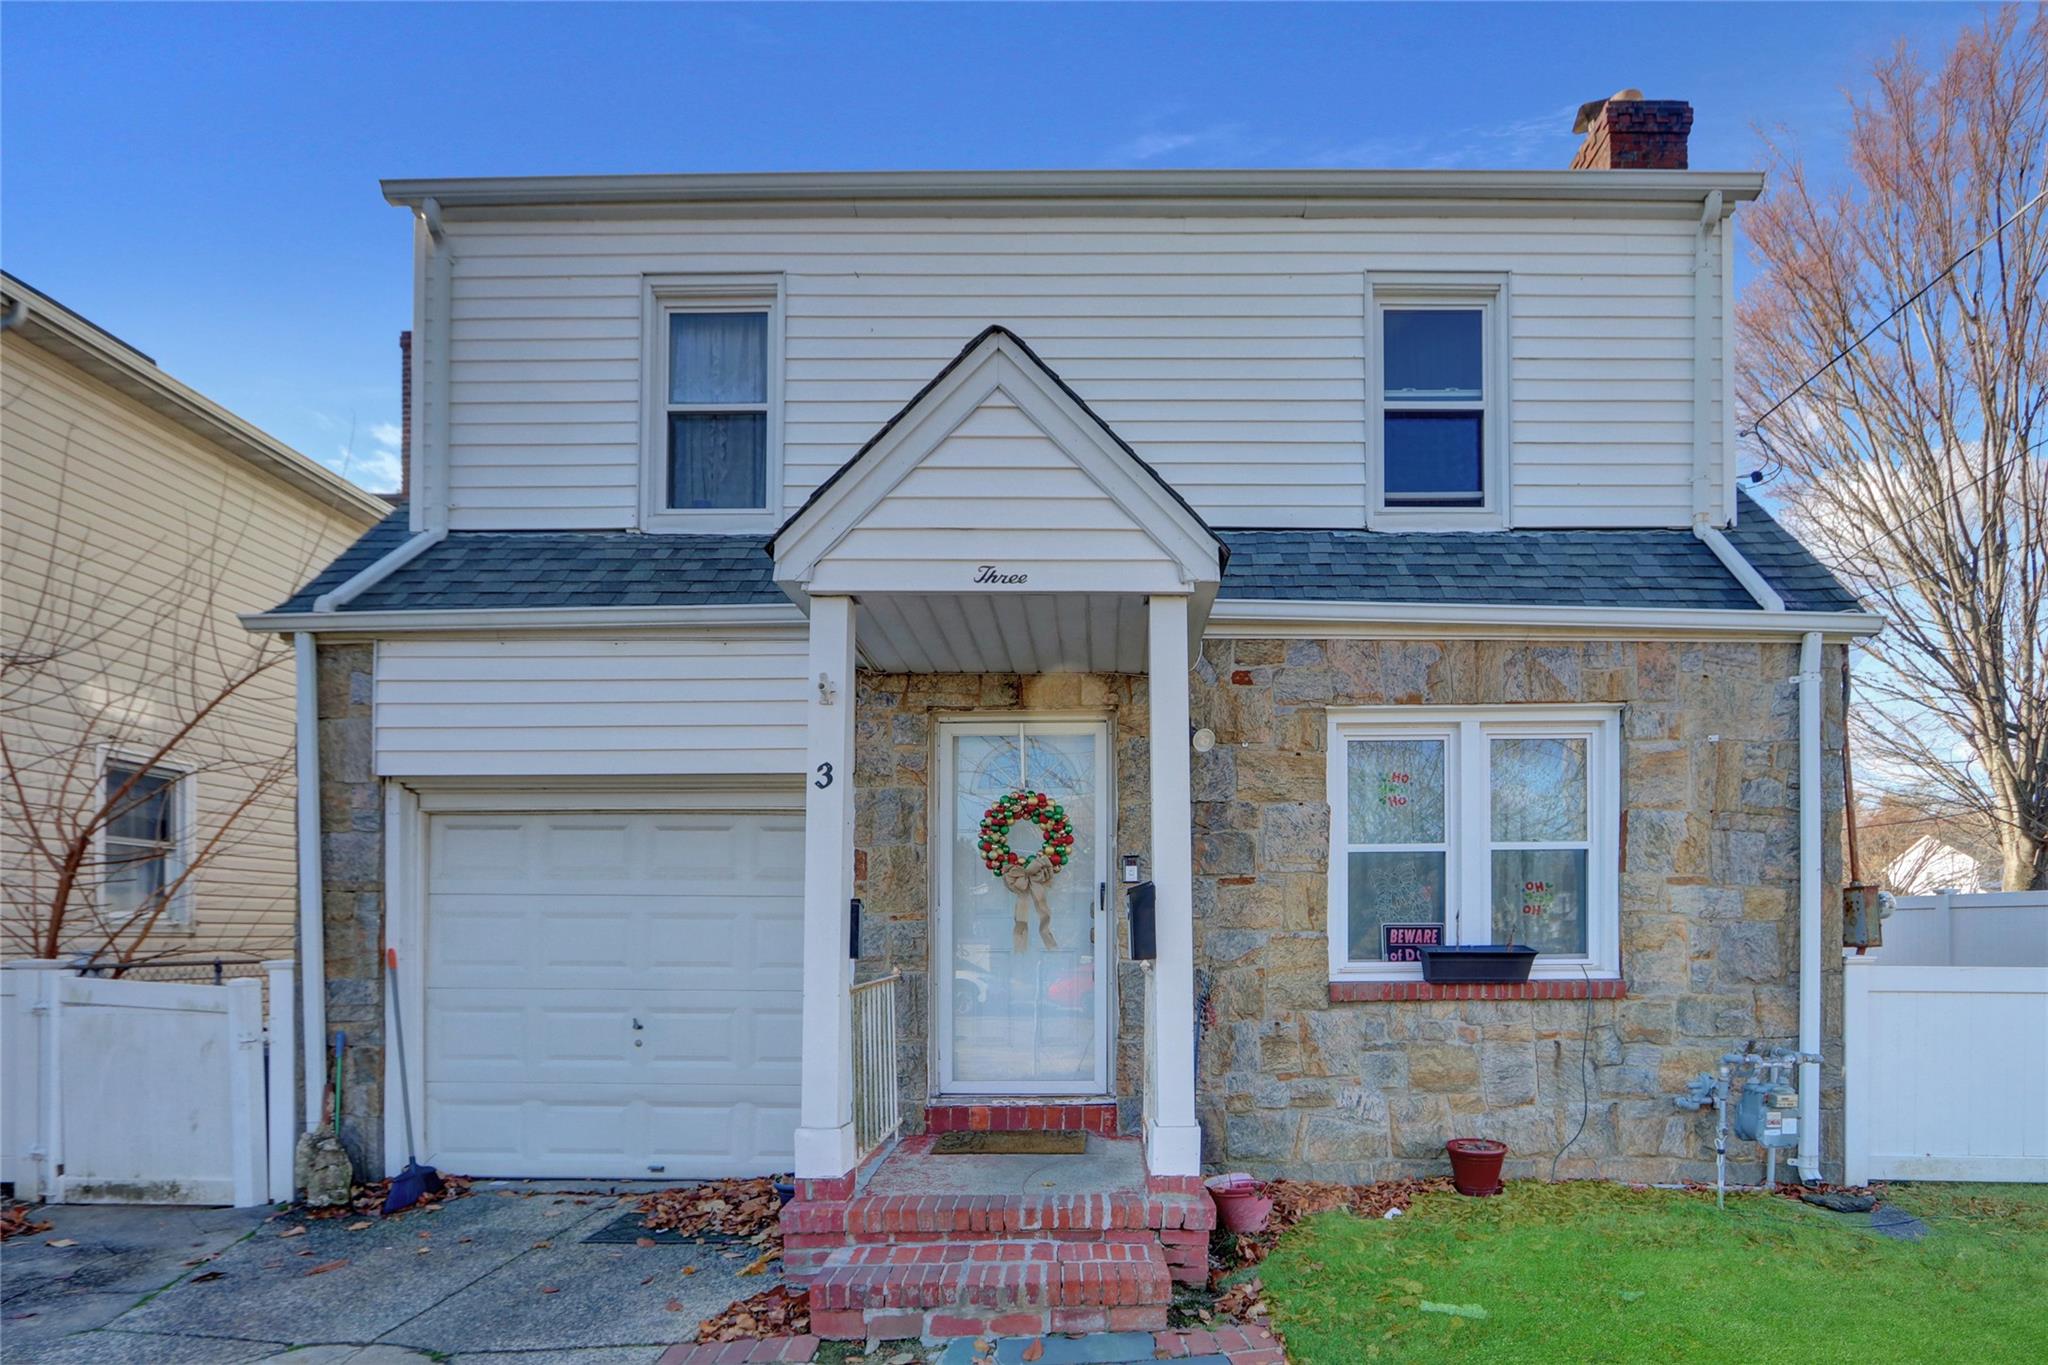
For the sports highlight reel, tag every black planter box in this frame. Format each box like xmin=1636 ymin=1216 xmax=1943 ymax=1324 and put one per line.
xmin=1419 ymin=945 xmax=1538 ymax=984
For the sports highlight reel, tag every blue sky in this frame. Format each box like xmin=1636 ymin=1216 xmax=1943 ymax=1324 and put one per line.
xmin=2 ymin=1 xmax=1974 ymax=493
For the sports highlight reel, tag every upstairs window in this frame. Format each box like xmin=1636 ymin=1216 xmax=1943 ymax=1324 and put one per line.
xmin=101 ymin=758 xmax=191 ymax=927
xmin=1383 ymin=309 xmax=1484 ymax=506
xmin=642 ymin=277 xmax=783 ymax=530
xmin=1368 ymin=275 xmax=1507 ymax=528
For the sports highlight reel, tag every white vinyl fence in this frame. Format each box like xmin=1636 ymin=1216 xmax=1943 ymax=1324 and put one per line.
xmin=1 ymin=959 xmax=296 ymax=1207
xmin=1844 ymin=892 xmax=2048 ymax=1184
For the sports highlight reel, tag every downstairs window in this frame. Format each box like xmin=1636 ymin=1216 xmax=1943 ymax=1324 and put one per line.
xmin=1326 ymin=705 xmax=1620 ymax=980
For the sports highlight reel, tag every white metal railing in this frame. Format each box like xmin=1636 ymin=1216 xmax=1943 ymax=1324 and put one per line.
xmin=851 ymin=971 xmax=902 ymax=1159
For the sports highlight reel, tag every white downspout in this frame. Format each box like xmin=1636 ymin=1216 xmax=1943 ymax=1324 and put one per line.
xmin=1691 ymin=189 xmax=1724 ymax=526
xmin=1695 ymin=522 xmax=1786 ymax=612
xmin=311 ymin=526 xmax=447 ymax=614
xmin=295 ymin=631 xmax=327 ymax=1133
xmin=1796 ymin=629 xmax=1825 ymax=1181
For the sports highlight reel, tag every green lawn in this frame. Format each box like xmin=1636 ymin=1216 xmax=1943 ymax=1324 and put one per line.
xmin=1258 ymin=1182 xmax=2048 ymax=1363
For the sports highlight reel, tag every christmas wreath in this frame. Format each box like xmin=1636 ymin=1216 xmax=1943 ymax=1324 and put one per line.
xmin=978 ymin=790 xmax=1075 ymax=875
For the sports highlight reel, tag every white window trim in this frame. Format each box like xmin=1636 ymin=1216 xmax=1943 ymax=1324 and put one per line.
xmin=1365 ymin=271 xmax=1511 ymax=531
xmin=1325 ymin=704 xmax=1620 ymax=982
xmin=94 ymin=747 xmax=197 ymax=934
xmin=639 ymin=274 xmax=785 ymax=534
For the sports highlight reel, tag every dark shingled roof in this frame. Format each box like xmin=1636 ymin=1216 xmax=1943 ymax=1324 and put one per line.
xmin=268 ymin=491 xmax=1859 ymax=618
xmin=1216 ymin=493 xmax=1860 ymax=612
xmin=267 ymin=508 xmax=782 ymax=614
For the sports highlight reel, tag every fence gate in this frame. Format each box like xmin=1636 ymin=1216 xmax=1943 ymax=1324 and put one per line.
xmin=1843 ymin=892 xmax=2048 ymax=1185
xmin=2 ymin=963 xmax=293 ymax=1207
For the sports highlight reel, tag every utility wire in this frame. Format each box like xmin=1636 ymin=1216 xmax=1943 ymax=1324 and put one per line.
xmin=1823 ymin=435 xmax=2046 ymax=584
xmin=1740 ymin=182 xmax=2048 ymax=444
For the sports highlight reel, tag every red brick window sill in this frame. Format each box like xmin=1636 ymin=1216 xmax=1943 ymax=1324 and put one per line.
xmin=1329 ymin=978 xmax=1627 ymax=1003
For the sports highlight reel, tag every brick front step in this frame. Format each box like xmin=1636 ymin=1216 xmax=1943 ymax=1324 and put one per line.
xmin=924 ymin=1101 xmax=1119 ymax=1134
xmin=809 ymin=1239 xmax=1170 ymax=1314
xmin=790 ymin=1188 xmax=1214 ymax=1239
xmin=784 ymin=1188 xmax=1213 ymax=1286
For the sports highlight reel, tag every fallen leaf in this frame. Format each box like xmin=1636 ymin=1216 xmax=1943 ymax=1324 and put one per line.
xmin=1021 ymin=1342 xmax=1045 ymax=1363
xmin=680 ymin=1265 xmax=698 ymax=1276
xmin=539 ymin=1286 xmax=560 ymax=1295
xmin=304 ymin=1260 xmax=348 ymax=1277
xmin=641 ymin=1275 xmax=656 ymax=1285
xmin=531 ymin=1240 xmax=552 ymax=1250
xmin=44 ymin=1239 xmax=78 ymax=1248
xmin=665 ymin=1299 xmax=684 ymax=1312
xmin=189 ymin=1271 xmax=226 ymax=1284
xmin=636 ymin=1236 xmax=657 ymax=1248
xmin=278 ymin=1227 xmax=307 ymax=1239
xmin=346 ymin=1221 xmax=372 ymax=1232
xmin=416 ymin=1247 xmax=430 ymax=1256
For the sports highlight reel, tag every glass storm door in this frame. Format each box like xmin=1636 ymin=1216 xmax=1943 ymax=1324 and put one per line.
xmin=936 ymin=719 xmax=1110 ymax=1095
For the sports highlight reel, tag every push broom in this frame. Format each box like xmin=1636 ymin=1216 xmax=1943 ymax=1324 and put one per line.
xmin=382 ymin=947 xmax=444 ymax=1214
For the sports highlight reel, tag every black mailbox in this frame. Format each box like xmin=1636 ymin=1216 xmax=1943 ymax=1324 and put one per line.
xmin=848 ymin=897 xmax=862 ymax=959
xmin=1126 ymin=881 xmax=1156 ymax=960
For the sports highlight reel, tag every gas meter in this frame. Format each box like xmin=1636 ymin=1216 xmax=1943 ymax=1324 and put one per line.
xmin=1735 ymin=1073 xmax=1800 ymax=1149
xmin=1674 ymin=1044 xmax=1820 ymax=1206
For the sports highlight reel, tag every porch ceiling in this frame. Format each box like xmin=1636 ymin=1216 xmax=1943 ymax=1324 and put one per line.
xmin=855 ymin=591 xmax=1152 ymax=674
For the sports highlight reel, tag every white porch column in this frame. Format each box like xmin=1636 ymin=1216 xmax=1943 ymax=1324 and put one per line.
xmin=794 ymin=594 xmax=859 ymax=1179
xmin=1146 ymin=595 xmax=1202 ymax=1175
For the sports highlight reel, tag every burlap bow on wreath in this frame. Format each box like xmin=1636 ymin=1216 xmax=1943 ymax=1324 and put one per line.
xmin=977 ymin=789 xmax=1075 ymax=953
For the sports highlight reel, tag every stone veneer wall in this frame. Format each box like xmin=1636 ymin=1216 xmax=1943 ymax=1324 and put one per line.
xmin=1187 ymin=637 xmax=1848 ymax=1185
xmin=853 ymin=672 xmax=1153 ymax=1134
xmin=316 ymin=642 xmax=386 ymax=1176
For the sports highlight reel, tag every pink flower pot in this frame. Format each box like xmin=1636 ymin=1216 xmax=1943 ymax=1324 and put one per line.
xmin=1445 ymin=1138 xmax=1507 ymax=1196
xmin=1207 ymin=1174 xmax=1274 ymax=1233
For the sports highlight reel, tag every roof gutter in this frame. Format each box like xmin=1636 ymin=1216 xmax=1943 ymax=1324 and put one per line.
xmin=1207 ymin=598 xmax=1874 ymax=639
xmin=382 ymin=168 xmax=1767 ymax=214
xmin=242 ymin=601 xmax=809 ymax=636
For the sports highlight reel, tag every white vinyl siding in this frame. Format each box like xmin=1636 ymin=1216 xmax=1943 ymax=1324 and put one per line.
xmin=435 ymin=214 xmax=1722 ymax=532
xmin=371 ymin=635 xmax=810 ymax=777
xmin=811 ymin=391 xmax=1187 ymax=596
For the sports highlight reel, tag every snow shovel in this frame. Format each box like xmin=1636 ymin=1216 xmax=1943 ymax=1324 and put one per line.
xmin=381 ymin=947 xmax=444 ymax=1215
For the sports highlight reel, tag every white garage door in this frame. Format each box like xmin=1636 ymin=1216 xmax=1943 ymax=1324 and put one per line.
xmin=422 ymin=806 xmax=804 ymax=1178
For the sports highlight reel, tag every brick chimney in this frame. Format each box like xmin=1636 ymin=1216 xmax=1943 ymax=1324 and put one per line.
xmin=1569 ymin=89 xmax=1693 ymax=170
xmin=398 ymin=329 xmax=412 ymax=502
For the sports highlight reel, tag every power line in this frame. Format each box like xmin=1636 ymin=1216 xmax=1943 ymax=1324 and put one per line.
xmin=1823 ymin=435 xmax=2046 ymax=582
xmin=1741 ymin=182 xmax=2048 ymax=444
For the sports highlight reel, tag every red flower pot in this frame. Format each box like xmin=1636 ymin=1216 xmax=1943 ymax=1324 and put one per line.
xmin=1445 ymin=1138 xmax=1507 ymax=1196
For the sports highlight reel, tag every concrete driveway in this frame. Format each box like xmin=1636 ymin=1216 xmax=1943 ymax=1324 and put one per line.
xmin=2 ymin=1183 xmax=764 ymax=1364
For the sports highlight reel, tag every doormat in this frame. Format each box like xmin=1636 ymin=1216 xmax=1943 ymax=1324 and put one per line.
xmin=931 ymin=1131 xmax=1086 ymax=1155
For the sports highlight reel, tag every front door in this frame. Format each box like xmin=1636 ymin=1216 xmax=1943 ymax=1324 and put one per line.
xmin=935 ymin=718 xmax=1111 ymax=1095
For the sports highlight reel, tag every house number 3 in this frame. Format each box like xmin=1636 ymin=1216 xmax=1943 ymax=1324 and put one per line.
xmin=814 ymin=762 xmax=835 ymax=789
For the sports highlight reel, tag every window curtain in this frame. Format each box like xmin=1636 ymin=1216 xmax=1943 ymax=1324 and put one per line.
xmin=670 ymin=312 xmax=767 ymax=404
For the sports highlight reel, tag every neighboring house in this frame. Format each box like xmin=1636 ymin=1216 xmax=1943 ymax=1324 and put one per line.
xmin=1882 ymin=835 xmax=2000 ymax=895
xmin=2 ymin=273 xmax=388 ymax=969
xmin=252 ymin=97 xmax=1880 ymax=1336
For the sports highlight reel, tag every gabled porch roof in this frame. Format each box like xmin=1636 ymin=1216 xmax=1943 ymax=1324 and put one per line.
xmin=768 ymin=327 xmax=1226 ymax=672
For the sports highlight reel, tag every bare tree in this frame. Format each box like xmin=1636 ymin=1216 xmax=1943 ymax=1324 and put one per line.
xmin=2 ymin=433 xmax=323 ymax=966
xmin=1738 ymin=7 xmax=2048 ymax=889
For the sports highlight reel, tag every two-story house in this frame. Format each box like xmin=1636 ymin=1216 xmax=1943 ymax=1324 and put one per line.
xmin=252 ymin=97 xmax=1879 ymax=1338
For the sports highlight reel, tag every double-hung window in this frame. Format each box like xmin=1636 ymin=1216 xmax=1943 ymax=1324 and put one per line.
xmin=641 ymin=277 xmax=783 ymax=530
xmin=1368 ymin=274 xmax=1507 ymax=529
xmin=1327 ymin=705 xmax=1619 ymax=981
xmin=101 ymin=757 xmax=192 ymax=928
